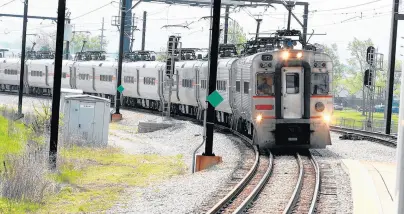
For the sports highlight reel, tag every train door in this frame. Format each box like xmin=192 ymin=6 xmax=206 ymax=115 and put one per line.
xmin=136 ymin=69 xmax=140 ymax=97
xmin=282 ymin=67 xmax=303 ymax=119
xmin=73 ymin=67 xmax=77 ymax=89
xmin=92 ymin=67 xmax=96 ymax=91
xmin=24 ymin=64 xmax=29 ymax=89
xmin=45 ymin=65 xmax=49 ymax=86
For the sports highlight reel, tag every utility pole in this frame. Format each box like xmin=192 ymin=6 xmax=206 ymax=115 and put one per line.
xmin=205 ymin=0 xmax=221 ymax=156
xmin=100 ymin=17 xmax=105 ymax=51
xmin=17 ymin=0 xmax=28 ymax=119
xmin=223 ymin=5 xmax=229 ymax=44
xmin=112 ymin=0 xmax=125 ymax=120
xmin=385 ymin=0 xmax=400 ymax=134
xmin=141 ymin=11 xmax=147 ymax=51
xmin=49 ymin=0 xmax=66 ymax=169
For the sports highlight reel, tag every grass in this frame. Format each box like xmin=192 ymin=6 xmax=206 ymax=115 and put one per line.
xmin=0 ymin=114 xmax=186 ymax=214
xmin=332 ymin=108 xmax=399 ymax=131
xmin=0 ymin=198 xmax=40 ymax=213
xmin=109 ymin=123 xmax=138 ymax=134
xmin=36 ymin=146 xmax=186 ymax=213
xmin=0 ymin=116 xmax=27 ymax=166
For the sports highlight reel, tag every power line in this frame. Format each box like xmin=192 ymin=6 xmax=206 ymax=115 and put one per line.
xmin=312 ymin=0 xmax=381 ymax=12
xmin=311 ymin=10 xmax=393 ymax=28
xmin=0 ymin=0 xmax=16 ymax=9
xmin=71 ymin=1 xmax=118 ymax=20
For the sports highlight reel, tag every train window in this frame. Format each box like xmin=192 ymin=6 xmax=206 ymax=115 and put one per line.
xmin=236 ymin=81 xmax=240 ymax=92
xmin=216 ymin=80 xmax=226 ymax=91
xmin=244 ymin=82 xmax=249 ymax=94
xmin=201 ymin=80 xmax=207 ymax=89
xmin=311 ymin=73 xmax=329 ymax=95
xmin=286 ymin=73 xmax=299 ymax=94
xmin=256 ymin=73 xmax=275 ymax=96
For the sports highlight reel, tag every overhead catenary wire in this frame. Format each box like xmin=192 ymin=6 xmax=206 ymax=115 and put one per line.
xmin=71 ymin=1 xmax=118 ymax=20
xmin=0 ymin=0 xmax=16 ymax=9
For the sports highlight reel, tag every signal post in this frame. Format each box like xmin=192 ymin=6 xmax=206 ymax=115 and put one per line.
xmin=195 ymin=0 xmax=223 ymax=172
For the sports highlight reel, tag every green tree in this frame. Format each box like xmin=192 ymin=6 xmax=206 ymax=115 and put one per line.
xmin=70 ymin=33 xmax=107 ymax=54
xmin=347 ymin=37 xmax=374 ymax=115
xmin=220 ymin=19 xmax=247 ymax=53
xmin=34 ymin=30 xmax=56 ymax=51
xmin=322 ymin=43 xmax=347 ymax=97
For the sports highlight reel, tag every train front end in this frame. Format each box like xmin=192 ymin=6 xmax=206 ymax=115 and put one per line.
xmin=252 ymin=50 xmax=333 ymax=149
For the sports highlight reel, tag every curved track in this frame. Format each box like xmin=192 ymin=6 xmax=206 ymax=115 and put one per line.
xmin=330 ymin=125 xmax=397 ymax=146
xmin=283 ymin=152 xmax=320 ymax=214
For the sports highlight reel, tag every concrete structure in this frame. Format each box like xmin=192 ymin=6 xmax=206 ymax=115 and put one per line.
xmin=138 ymin=120 xmax=174 ymax=133
xmin=343 ymin=160 xmax=395 ymax=214
xmin=62 ymin=95 xmax=110 ymax=146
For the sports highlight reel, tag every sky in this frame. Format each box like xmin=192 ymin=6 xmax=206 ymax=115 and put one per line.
xmin=0 ymin=0 xmax=403 ymax=63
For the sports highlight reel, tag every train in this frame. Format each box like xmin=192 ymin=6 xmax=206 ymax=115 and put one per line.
xmin=0 ymin=39 xmax=333 ymax=149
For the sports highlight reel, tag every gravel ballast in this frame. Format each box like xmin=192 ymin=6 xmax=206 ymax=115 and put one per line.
xmin=107 ymin=110 xmax=247 ymax=213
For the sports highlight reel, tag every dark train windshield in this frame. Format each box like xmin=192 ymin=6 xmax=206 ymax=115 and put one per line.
xmin=311 ymin=73 xmax=329 ymax=95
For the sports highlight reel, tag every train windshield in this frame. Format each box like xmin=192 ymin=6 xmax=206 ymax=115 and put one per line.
xmin=311 ymin=73 xmax=329 ymax=95
xmin=256 ymin=73 xmax=275 ymax=96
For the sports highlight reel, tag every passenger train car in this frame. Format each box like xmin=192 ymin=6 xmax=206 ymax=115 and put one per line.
xmin=0 ymin=48 xmax=333 ymax=149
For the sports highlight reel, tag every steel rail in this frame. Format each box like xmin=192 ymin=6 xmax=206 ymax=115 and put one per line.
xmin=308 ymin=152 xmax=321 ymax=214
xmin=206 ymin=144 xmax=259 ymax=214
xmin=330 ymin=126 xmax=397 ymax=146
xmin=283 ymin=153 xmax=304 ymax=214
xmin=233 ymin=151 xmax=274 ymax=213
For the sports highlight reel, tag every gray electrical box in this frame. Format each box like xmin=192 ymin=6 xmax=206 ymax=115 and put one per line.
xmin=62 ymin=95 xmax=111 ymax=147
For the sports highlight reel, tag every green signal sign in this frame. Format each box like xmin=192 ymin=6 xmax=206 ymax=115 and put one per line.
xmin=117 ymin=85 xmax=125 ymax=93
xmin=207 ymin=90 xmax=224 ymax=108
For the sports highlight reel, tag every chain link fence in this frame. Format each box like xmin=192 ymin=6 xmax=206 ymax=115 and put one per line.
xmin=331 ymin=117 xmax=398 ymax=135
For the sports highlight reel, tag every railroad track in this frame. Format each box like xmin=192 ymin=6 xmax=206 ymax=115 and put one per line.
xmin=2 ymin=92 xmax=323 ymax=214
xmin=207 ymin=150 xmax=321 ymax=214
xmin=330 ymin=125 xmax=397 ymax=146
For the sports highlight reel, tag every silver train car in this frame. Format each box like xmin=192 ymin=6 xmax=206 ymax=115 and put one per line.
xmin=0 ymin=48 xmax=333 ymax=149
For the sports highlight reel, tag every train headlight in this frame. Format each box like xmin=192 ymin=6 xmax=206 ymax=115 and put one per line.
xmin=260 ymin=62 xmax=267 ymax=68
xmin=282 ymin=51 xmax=289 ymax=60
xmin=315 ymin=102 xmax=325 ymax=112
xmin=323 ymin=114 xmax=331 ymax=124
xmin=296 ymin=52 xmax=303 ymax=59
xmin=256 ymin=114 xmax=263 ymax=123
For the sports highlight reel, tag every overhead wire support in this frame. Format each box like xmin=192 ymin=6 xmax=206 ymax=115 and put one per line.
xmin=205 ymin=0 xmax=221 ymax=157
xmin=16 ymin=0 xmax=28 ymax=119
xmin=49 ymin=0 xmax=66 ymax=169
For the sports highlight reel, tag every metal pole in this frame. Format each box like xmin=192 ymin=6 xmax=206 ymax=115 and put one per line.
xmin=100 ymin=17 xmax=104 ymax=51
xmin=302 ymin=4 xmax=308 ymax=47
xmin=385 ymin=0 xmax=399 ymax=134
xmin=287 ymin=6 xmax=292 ymax=31
xmin=123 ymin=0 xmax=132 ymax=53
xmin=17 ymin=0 xmax=28 ymax=118
xmin=49 ymin=0 xmax=66 ymax=169
xmin=204 ymin=0 xmax=221 ymax=156
xmin=130 ymin=14 xmax=135 ymax=51
xmin=395 ymin=60 xmax=404 ymax=214
xmin=141 ymin=11 xmax=147 ymax=51
xmin=223 ymin=5 xmax=229 ymax=44
xmin=116 ymin=0 xmax=126 ymax=115
xmin=255 ymin=19 xmax=262 ymax=42
xmin=65 ymin=19 xmax=70 ymax=60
